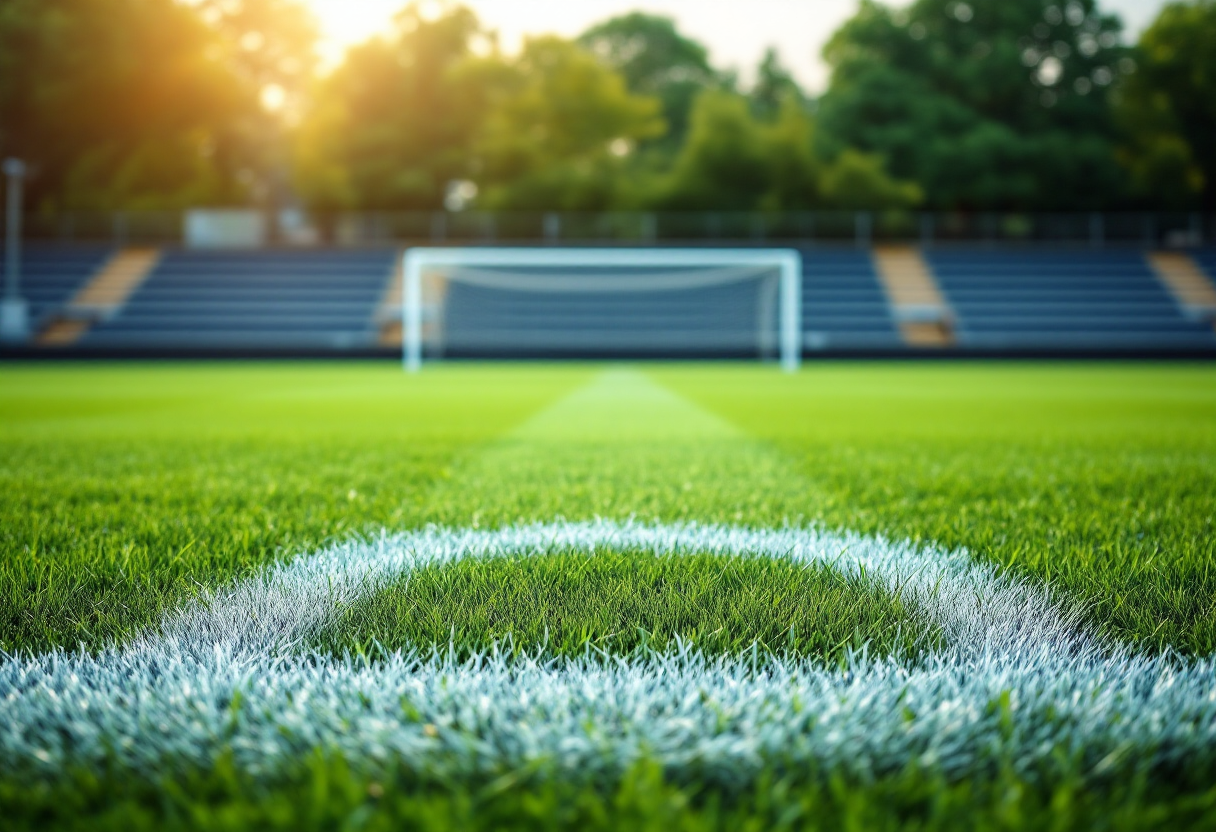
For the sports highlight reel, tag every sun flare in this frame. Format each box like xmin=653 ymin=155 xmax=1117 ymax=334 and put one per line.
xmin=303 ymin=0 xmax=400 ymax=63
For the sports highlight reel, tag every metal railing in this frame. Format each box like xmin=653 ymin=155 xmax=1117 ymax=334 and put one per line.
xmin=2 ymin=209 xmax=1212 ymax=248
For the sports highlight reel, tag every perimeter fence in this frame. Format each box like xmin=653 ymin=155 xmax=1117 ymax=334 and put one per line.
xmin=4 ymin=208 xmax=1214 ymax=249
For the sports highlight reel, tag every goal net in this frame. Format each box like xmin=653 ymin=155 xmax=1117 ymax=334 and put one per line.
xmin=402 ymin=248 xmax=802 ymax=371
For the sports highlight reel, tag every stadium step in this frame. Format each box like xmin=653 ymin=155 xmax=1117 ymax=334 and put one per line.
xmin=1147 ymin=252 xmax=1216 ymax=328
xmin=36 ymin=319 xmax=91 ymax=345
xmin=379 ymin=250 xmax=452 ymax=350
xmin=872 ymin=247 xmax=955 ymax=347
xmin=38 ymin=248 xmax=161 ymax=345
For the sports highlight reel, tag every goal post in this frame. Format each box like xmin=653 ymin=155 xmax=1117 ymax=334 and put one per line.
xmin=403 ymin=247 xmax=802 ymax=372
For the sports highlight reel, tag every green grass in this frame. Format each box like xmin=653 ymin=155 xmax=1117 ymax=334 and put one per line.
xmin=7 ymin=754 xmax=1216 ymax=832
xmin=316 ymin=549 xmax=940 ymax=663
xmin=0 ymin=363 xmax=591 ymax=653
xmin=4 ymin=360 xmax=1216 ymax=829
xmin=3 ymin=362 xmax=1214 ymax=655
xmin=658 ymin=364 xmax=1216 ymax=655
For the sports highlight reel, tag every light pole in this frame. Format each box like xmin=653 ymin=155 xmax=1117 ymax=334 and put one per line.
xmin=1 ymin=158 xmax=30 ymax=343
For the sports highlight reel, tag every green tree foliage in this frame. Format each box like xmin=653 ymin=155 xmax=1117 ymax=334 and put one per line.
xmin=0 ymin=0 xmax=315 ymax=211
xmin=817 ymin=0 xmax=1131 ymax=210
xmin=661 ymin=89 xmax=920 ymax=211
xmin=1117 ymin=1 xmax=1216 ymax=211
xmin=750 ymin=48 xmax=807 ymax=121
xmin=820 ymin=150 xmax=925 ymax=209
xmin=9 ymin=0 xmax=1192 ymax=214
xmin=193 ymin=0 xmax=318 ymax=105
xmin=193 ymin=0 xmax=319 ymax=205
xmin=659 ymin=92 xmax=780 ymax=210
xmin=296 ymin=6 xmax=665 ymax=212
xmin=473 ymin=37 xmax=665 ymax=210
xmin=293 ymin=3 xmax=493 ymax=209
xmin=577 ymin=13 xmax=722 ymax=151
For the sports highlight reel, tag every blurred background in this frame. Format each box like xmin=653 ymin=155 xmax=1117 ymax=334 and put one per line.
xmin=1 ymin=0 xmax=1214 ymax=356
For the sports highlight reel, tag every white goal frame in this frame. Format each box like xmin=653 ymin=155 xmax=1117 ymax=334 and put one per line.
xmin=403 ymin=247 xmax=803 ymax=372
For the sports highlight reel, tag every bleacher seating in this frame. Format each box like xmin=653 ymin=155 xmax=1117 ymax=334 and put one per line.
xmin=82 ymin=249 xmax=395 ymax=350
xmin=3 ymin=244 xmax=1212 ymax=355
xmin=1193 ymin=250 xmax=1216 ymax=288
xmin=0 ymin=245 xmax=111 ymax=329
xmin=928 ymin=250 xmax=1216 ymax=350
xmin=800 ymin=250 xmax=903 ymax=349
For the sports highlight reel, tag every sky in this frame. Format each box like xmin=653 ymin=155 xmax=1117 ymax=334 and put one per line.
xmin=303 ymin=0 xmax=1169 ymax=92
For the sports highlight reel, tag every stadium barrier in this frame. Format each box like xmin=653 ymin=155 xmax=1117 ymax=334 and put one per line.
xmin=4 ymin=209 xmax=1214 ymax=249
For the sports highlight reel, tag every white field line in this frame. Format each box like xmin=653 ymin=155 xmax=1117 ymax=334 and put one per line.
xmin=2 ymin=520 xmax=1214 ymax=782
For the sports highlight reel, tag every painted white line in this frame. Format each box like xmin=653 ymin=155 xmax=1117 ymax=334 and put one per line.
xmin=3 ymin=521 xmax=1214 ymax=783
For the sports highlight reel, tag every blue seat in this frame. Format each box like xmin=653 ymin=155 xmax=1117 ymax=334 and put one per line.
xmin=0 ymin=245 xmax=112 ymax=328
xmin=928 ymin=250 xmax=1216 ymax=350
xmin=1192 ymin=250 xmax=1216 ymax=286
xmin=799 ymin=250 xmax=903 ymax=349
xmin=83 ymin=249 xmax=396 ymax=349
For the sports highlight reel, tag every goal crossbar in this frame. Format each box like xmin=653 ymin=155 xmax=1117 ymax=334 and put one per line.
xmin=403 ymin=247 xmax=803 ymax=372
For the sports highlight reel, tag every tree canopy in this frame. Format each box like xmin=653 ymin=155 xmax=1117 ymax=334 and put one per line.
xmin=659 ymin=91 xmax=919 ymax=211
xmin=473 ymin=36 xmax=666 ymax=210
xmin=1 ymin=0 xmax=1212 ymax=213
xmin=815 ymin=0 xmax=1132 ymax=211
xmin=0 ymin=0 xmax=315 ymax=210
xmin=577 ymin=12 xmax=722 ymax=151
xmin=292 ymin=4 xmax=490 ymax=210
xmin=1116 ymin=0 xmax=1216 ymax=211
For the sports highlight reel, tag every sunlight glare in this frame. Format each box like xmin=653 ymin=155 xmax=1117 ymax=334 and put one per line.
xmin=304 ymin=0 xmax=400 ymax=66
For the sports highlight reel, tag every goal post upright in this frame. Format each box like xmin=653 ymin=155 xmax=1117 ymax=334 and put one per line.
xmin=778 ymin=250 xmax=802 ymax=374
xmin=402 ymin=247 xmax=802 ymax=373
xmin=403 ymin=250 xmax=424 ymax=373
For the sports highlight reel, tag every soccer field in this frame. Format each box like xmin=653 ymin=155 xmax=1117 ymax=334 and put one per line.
xmin=2 ymin=362 xmax=1215 ymax=829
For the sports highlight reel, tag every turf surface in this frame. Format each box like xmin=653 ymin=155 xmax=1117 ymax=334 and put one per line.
xmin=3 ymin=362 xmax=1212 ymax=655
xmin=0 ymin=364 xmax=591 ymax=653
xmin=2 ymin=360 xmax=1215 ymax=830
xmin=659 ymin=364 xmax=1216 ymax=654
xmin=317 ymin=548 xmax=940 ymax=663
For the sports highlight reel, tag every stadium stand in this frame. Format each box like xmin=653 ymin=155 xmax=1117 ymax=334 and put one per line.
xmin=1147 ymin=251 xmax=1216 ymax=326
xmin=375 ymin=257 xmax=405 ymax=347
xmin=0 ymin=244 xmax=113 ymax=332
xmin=1193 ymin=250 xmax=1216 ymax=279
xmin=81 ymin=249 xmax=396 ymax=350
xmin=926 ymin=250 xmax=1216 ymax=350
xmin=3 ymin=244 xmax=1213 ymax=356
xmin=871 ymin=247 xmax=954 ymax=347
xmin=800 ymin=250 xmax=904 ymax=350
xmin=38 ymin=248 xmax=162 ymax=346
xmin=1191 ymin=250 xmax=1216 ymax=316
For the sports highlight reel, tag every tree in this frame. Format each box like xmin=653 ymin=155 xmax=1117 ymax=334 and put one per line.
xmin=193 ymin=0 xmax=320 ymax=207
xmin=0 ymin=0 xmax=316 ymax=211
xmin=0 ymin=0 xmax=261 ymax=210
xmin=293 ymin=3 xmax=494 ymax=209
xmin=660 ymin=90 xmax=919 ymax=211
xmin=1118 ymin=1 xmax=1216 ymax=211
xmin=296 ymin=7 xmax=665 ymax=212
xmin=659 ymin=92 xmax=777 ymax=210
xmin=750 ymin=48 xmax=807 ymax=120
xmin=578 ymin=13 xmax=721 ymax=150
xmin=819 ymin=149 xmax=924 ymax=209
xmin=474 ymin=37 xmax=666 ymax=210
xmin=192 ymin=0 xmax=318 ymax=110
xmin=817 ymin=0 xmax=1131 ymax=211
